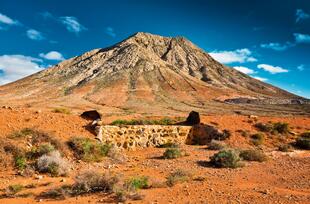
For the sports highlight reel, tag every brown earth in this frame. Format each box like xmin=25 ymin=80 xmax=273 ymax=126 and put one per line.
xmin=0 ymin=108 xmax=309 ymax=204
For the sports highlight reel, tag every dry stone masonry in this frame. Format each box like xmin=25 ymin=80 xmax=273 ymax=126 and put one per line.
xmin=95 ymin=125 xmax=192 ymax=149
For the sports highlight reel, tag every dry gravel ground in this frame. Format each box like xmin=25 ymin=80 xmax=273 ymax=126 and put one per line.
xmin=0 ymin=108 xmax=309 ymax=204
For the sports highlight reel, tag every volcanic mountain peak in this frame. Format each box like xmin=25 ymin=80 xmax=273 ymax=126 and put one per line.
xmin=0 ymin=32 xmax=307 ymax=116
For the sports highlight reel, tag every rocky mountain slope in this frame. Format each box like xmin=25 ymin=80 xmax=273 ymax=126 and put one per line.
xmin=0 ymin=32 xmax=308 ymax=115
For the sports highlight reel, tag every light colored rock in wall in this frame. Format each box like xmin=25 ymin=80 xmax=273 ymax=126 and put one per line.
xmin=95 ymin=125 xmax=192 ymax=149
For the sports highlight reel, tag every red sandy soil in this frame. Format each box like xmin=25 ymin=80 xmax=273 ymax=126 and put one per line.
xmin=0 ymin=108 xmax=309 ymax=204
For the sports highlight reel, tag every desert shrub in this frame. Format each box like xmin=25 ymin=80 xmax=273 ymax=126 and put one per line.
xmin=273 ymin=122 xmax=289 ymax=134
xmin=125 ymin=176 xmax=150 ymax=191
xmin=209 ymin=149 xmax=242 ymax=168
xmin=14 ymin=155 xmax=27 ymax=171
xmin=114 ymin=189 xmax=144 ymax=202
xmin=6 ymin=184 xmax=24 ymax=195
xmin=251 ymin=133 xmax=264 ymax=146
xmin=166 ymin=169 xmax=191 ymax=187
xmin=239 ymin=149 xmax=267 ymax=162
xmin=8 ymin=128 xmax=36 ymax=139
xmin=295 ymin=133 xmax=310 ymax=150
xmin=71 ymin=170 xmax=119 ymax=195
xmin=38 ymin=187 xmax=68 ymax=200
xmin=37 ymin=151 xmax=70 ymax=177
xmin=68 ymin=137 xmax=111 ymax=162
xmin=157 ymin=142 xmax=179 ymax=148
xmin=278 ymin=144 xmax=292 ymax=152
xmin=254 ymin=123 xmax=273 ymax=132
xmin=52 ymin=107 xmax=71 ymax=114
xmin=27 ymin=143 xmax=55 ymax=159
xmin=208 ymin=140 xmax=227 ymax=150
xmin=254 ymin=122 xmax=290 ymax=135
xmin=8 ymin=128 xmax=65 ymax=153
xmin=163 ymin=148 xmax=186 ymax=159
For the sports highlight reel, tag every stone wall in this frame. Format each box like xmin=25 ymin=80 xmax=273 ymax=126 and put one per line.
xmin=95 ymin=125 xmax=192 ymax=149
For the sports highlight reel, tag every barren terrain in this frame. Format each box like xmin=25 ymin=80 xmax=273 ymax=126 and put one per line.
xmin=0 ymin=108 xmax=309 ymax=204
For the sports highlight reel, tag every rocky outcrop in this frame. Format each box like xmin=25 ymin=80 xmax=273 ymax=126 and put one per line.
xmin=185 ymin=111 xmax=200 ymax=125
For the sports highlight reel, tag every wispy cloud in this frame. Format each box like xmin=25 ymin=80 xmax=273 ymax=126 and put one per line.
xmin=296 ymin=9 xmax=310 ymax=23
xmin=209 ymin=48 xmax=257 ymax=64
xmin=260 ymin=42 xmax=295 ymax=51
xmin=257 ymin=64 xmax=289 ymax=74
xmin=0 ymin=55 xmax=44 ymax=85
xmin=297 ymin=64 xmax=305 ymax=71
xmin=39 ymin=51 xmax=65 ymax=61
xmin=26 ymin=29 xmax=44 ymax=41
xmin=294 ymin=33 xmax=310 ymax=44
xmin=40 ymin=12 xmax=87 ymax=35
xmin=0 ymin=12 xmax=18 ymax=25
xmin=59 ymin=16 xmax=86 ymax=34
xmin=105 ymin=27 xmax=116 ymax=37
xmin=233 ymin=66 xmax=256 ymax=74
xmin=253 ymin=76 xmax=268 ymax=82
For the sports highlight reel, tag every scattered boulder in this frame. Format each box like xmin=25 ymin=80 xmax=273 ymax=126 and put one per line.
xmin=187 ymin=124 xmax=228 ymax=145
xmin=81 ymin=110 xmax=101 ymax=120
xmin=185 ymin=111 xmax=200 ymax=125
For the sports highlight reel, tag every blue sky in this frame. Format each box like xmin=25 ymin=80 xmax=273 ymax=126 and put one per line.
xmin=0 ymin=0 xmax=309 ymax=98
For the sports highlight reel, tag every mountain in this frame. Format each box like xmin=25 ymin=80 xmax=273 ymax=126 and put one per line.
xmin=0 ymin=32 xmax=308 ymax=116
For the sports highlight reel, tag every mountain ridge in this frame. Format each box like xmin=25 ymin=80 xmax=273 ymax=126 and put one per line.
xmin=0 ymin=32 xmax=308 ymax=116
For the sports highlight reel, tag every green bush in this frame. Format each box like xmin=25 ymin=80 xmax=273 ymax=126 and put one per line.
xmin=125 ymin=176 xmax=150 ymax=191
xmin=209 ymin=149 xmax=242 ymax=168
xmin=239 ymin=149 xmax=267 ymax=162
xmin=166 ymin=169 xmax=191 ymax=187
xmin=163 ymin=148 xmax=185 ymax=159
xmin=251 ymin=133 xmax=264 ymax=146
xmin=68 ymin=137 xmax=111 ymax=162
xmin=14 ymin=155 xmax=27 ymax=171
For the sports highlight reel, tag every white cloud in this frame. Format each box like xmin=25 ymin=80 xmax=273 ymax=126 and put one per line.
xmin=26 ymin=29 xmax=44 ymax=40
xmin=257 ymin=64 xmax=289 ymax=74
xmin=0 ymin=55 xmax=44 ymax=85
xmin=260 ymin=42 xmax=295 ymax=51
xmin=294 ymin=33 xmax=310 ymax=44
xmin=297 ymin=64 xmax=305 ymax=71
xmin=209 ymin=48 xmax=257 ymax=64
xmin=253 ymin=76 xmax=268 ymax=82
xmin=105 ymin=27 xmax=116 ymax=37
xmin=39 ymin=51 xmax=65 ymax=61
xmin=233 ymin=66 xmax=255 ymax=74
xmin=59 ymin=16 xmax=86 ymax=34
xmin=0 ymin=12 xmax=18 ymax=25
xmin=296 ymin=9 xmax=310 ymax=23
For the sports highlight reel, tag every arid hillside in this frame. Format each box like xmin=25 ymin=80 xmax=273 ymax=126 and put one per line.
xmin=0 ymin=32 xmax=308 ymax=116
